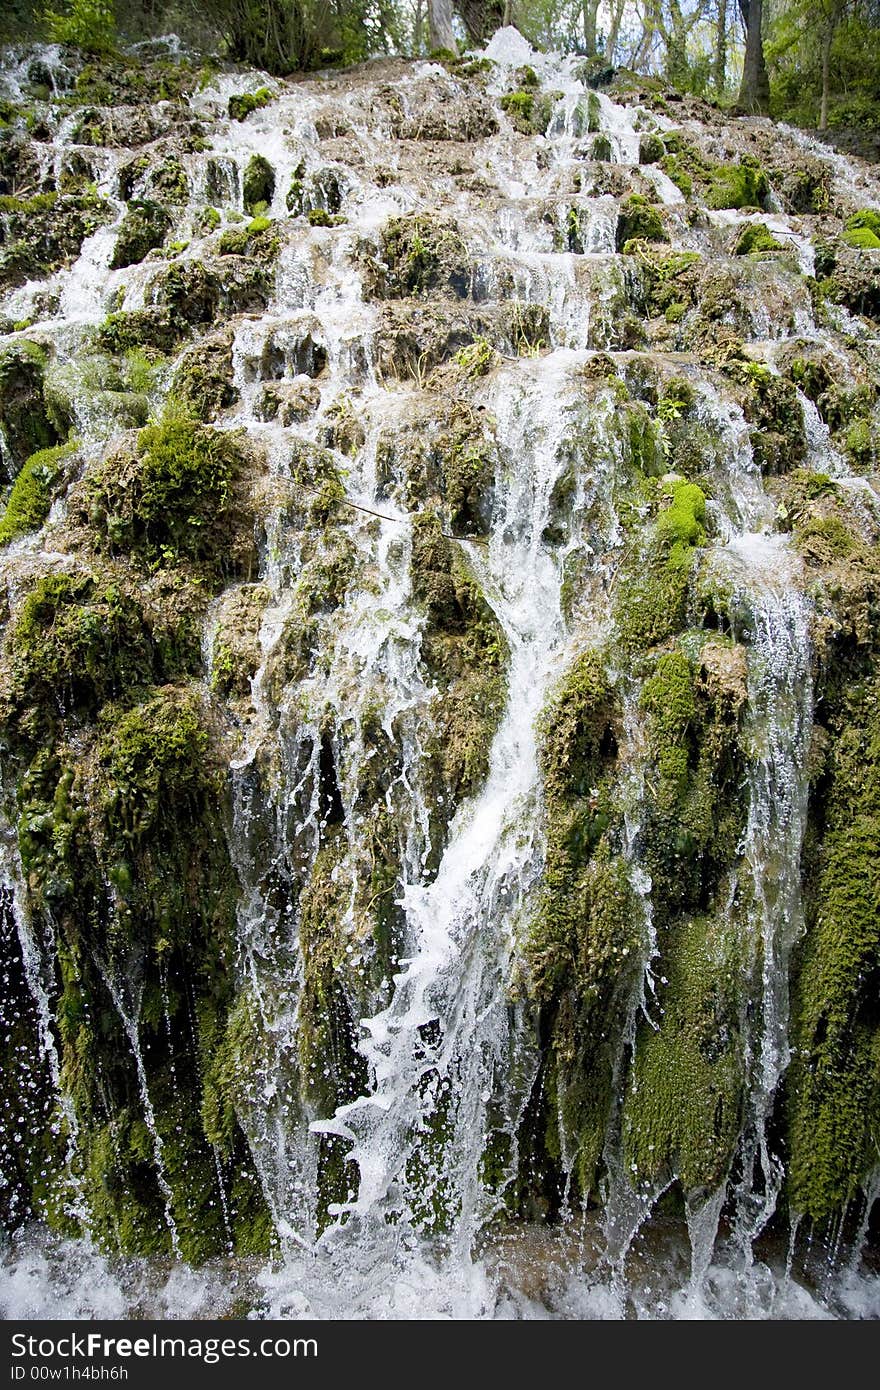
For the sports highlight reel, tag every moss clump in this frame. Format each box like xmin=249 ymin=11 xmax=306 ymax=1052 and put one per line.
xmin=637 ymin=644 xmax=747 ymax=919
xmin=615 ymin=482 xmax=707 ymax=651
xmin=0 ymin=190 xmax=111 ymax=290
xmin=210 ymin=585 xmax=269 ymax=700
xmin=217 ymin=219 xmax=278 ymax=256
xmin=79 ymin=405 xmax=250 ymax=578
xmin=842 ymin=208 xmax=880 ymax=250
xmin=539 ymin=650 xmax=619 ymax=805
xmin=110 ymin=200 xmax=172 ymax=270
xmin=622 ymin=910 xmax=744 ymax=1191
xmin=242 ymin=154 xmax=275 ymax=215
xmin=500 ymin=89 xmax=555 ymax=135
xmin=96 ymin=306 xmax=184 ymax=357
xmin=371 ymin=214 xmax=471 ymax=299
xmin=228 ymin=88 xmax=273 ymax=121
xmin=17 ymin=682 xmax=273 ymax=1260
xmin=733 ymin=361 xmax=807 ymax=474
xmin=842 ymin=226 xmax=880 ymax=250
xmin=638 ymin=133 xmax=664 ymax=164
xmin=616 ymin=194 xmax=667 ymax=251
xmin=453 ymin=336 xmax=499 ymax=379
xmin=171 ymin=335 xmax=237 ymax=421
xmin=706 ymin=159 xmax=768 ymax=211
xmin=2 ymin=573 xmax=157 ymax=749
xmin=0 ymin=340 xmax=58 ymax=478
xmin=0 ymin=442 xmax=77 ymax=545
xmin=521 ymin=652 xmax=641 ymax=1203
xmin=412 ymin=511 xmax=508 ymax=818
xmin=845 ymin=416 xmax=874 ymax=468
xmin=788 ymin=680 xmax=880 ymax=1223
xmin=734 ymin=222 xmax=783 ymax=256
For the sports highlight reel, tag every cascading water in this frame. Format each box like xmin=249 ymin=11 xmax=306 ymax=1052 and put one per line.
xmin=0 ymin=28 xmax=879 ymax=1319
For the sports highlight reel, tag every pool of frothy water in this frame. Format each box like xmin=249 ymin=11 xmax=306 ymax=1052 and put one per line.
xmin=3 ymin=1217 xmax=878 ymax=1321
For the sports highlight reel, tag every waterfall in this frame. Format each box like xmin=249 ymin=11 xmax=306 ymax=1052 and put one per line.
xmin=0 ymin=28 xmax=878 ymax=1319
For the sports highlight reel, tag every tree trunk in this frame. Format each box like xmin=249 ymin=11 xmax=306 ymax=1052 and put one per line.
xmin=715 ymin=0 xmax=728 ymax=95
xmin=736 ymin=0 xmax=770 ymax=114
xmin=607 ymin=0 xmax=626 ymax=61
xmin=819 ymin=22 xmax=834 ymax=130
xmin=456 ymin=0 xmax=505 ymax=43
xmin=583 ymin=0 xmax=600 ymax=56
xmin=428 ymin=0 xmax=458 ymax=51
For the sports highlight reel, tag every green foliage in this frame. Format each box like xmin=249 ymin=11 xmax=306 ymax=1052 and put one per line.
xmin=43 ymin=0 xmax=115 ymax=53
xmin=706 ymin=159 xmax=769 ymax=211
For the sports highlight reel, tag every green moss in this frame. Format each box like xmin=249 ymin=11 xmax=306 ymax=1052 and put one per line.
xmin=453 ymin=336 xmax=499 ymax=378
xmin=96 ymin=307 xmax=184 ymax=356
xmin=706 ymin=159 xmax=768 ymax=211
xmin=0 ymin=442 xmax=77 ymax=545
xmin=372 ymin=214 xmax=471 ymax=299
xmin=500 ymin=89 xmax=555 ymax=135
xmin=0 ymin=339 xmax=59 ymax=473
xmin=734 ymin=222 xmax=783 ymax=256
xmin=843 ymin=208 xmax=880 ymax=239
xmin=622 ymin=910 xmax=744 ymax=1190
xmin=228 ymin=87 xmax=273 ymax=121
xmin=842 ymin=226 xmax=880 ymax=250
xmin=845 ymin=416 xmax=874 ymax=467
xmin=615 ymin=483 xmax=707 ymax=651
xmin=80 ymin=403 xmax=249 ymax=577
xmin=110 ymin=199 xmax=171 ymax=270
xmin=616 ymin=194 xmax=667 ymax=251
xmin=522 ymin=650 xmax=642 ymax=1202
xmin=242 ymin=154 xmax=275 ymax=215
xmin=171 ymin=336 xmax=237 ymax=422
xmin=636 ymin=643 xmax=747 ymax=920
xmin=788 ymin=681 xmax=880 ymax=1222
xmin=733 ymin=361 xmax=807 ymax=474
xmin=412 ymin=512 xmax=508 ymax=820
xmin=3 ymin=573 xmax=157 ymax=748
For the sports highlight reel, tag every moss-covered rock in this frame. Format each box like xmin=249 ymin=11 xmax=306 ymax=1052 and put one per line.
xmin=706 ymin=158 xmax=769 ymax=211
xmin=0 ymin=339 xmax=58 ymax=479
xmin=615 ymin=481 xmax=708 ymax=651
xmin=228 ymin=88 xmax=274 ymax=121
xmin=242 ymin=154 xmax=275 ymax=215
xmin=500 ymin=89 xmax=556 ymax=135
xmin=412 ymin=511 xmax=508 ymax=821
xmin=171 ymin=334 xmax=238 ymax=421
xmin=367 ymin=214 xmax=472 ymax=300
xmin=733 ymin=221 xmax=783 ymax=256
xmin=0 ymin=442 xmax=78 ymax=546
xmin=74 ymin=405 xmax=256 ymax=580
xmin=616 ymin=194 xmax=667 ymax=251
xmin=788 ymin=679 xmax=880 ymax=1223
xmin=0 ymin=190 xmax=111 ymax=289
xmin=622 ymin=908 xmax=745 ymax=1191
xmin=110 ymin=199 xmax=172 ymax=270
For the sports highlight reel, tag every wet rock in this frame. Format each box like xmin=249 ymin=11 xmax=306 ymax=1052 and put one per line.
xmin=0 ymin=190 xmax=112 ymax=290
xmin=172 ymin=334 xmax=238 ymax=421
xmin=110 ymin=199 xmax=173 ymax=270
xmin=243 ymin=154 xmax=275 ymax=215
xmin=0 ymin=340 xmax=58 ymax=482
xmin=257 ymin=379 xmax=321 ymax=425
